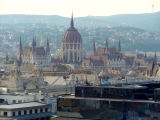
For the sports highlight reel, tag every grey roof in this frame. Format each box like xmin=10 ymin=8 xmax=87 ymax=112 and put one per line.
xmin=0 ymin=102 xmax=50 ymax=110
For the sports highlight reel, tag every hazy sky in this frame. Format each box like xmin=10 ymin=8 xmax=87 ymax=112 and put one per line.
xmin=0 ymin=0 xmax=160 ymax=17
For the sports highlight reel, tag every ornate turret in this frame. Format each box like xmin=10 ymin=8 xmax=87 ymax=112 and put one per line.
xmin=33 ymin=61 xmax=45 ymax=89
xmin=8 ymin=59 xmax=23 ymax=91
xmin=46 ymin=37 xmax=50 ymax=53
xmin=92 ymin=38 xmax=96 ymax=55
xmin=118 ymin=39 xmax=121 ymax=53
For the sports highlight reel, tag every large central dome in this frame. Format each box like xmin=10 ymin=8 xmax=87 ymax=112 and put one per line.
xmin=62 ymin=13 xmax=82 ymax=43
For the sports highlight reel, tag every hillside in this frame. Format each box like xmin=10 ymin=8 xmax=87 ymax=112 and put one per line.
xmin=0 ymin=12 xmax=160 ymax=31
xmin=88 ymin=12 xmax=160 ymax=31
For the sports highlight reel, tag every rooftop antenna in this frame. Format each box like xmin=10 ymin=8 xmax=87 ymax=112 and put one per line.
xmin=152 ymin=4 xmax=154 ymax=13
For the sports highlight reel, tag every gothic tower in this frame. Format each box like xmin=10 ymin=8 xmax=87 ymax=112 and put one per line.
xmin=8 ymin=60 xmax=24 ymax=91
xmin=33 ymin=61 xmax=45 ymax=89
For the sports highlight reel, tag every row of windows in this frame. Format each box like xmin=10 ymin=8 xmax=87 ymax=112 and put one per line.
xmin=3 ymin=108 xmax=49 ymax=117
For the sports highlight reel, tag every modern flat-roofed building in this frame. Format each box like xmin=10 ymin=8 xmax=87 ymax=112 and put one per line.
xmin=0 ymin=91 xmax=57 ymax=120
xmin=55 ymin=82 xmax=160 ymax=120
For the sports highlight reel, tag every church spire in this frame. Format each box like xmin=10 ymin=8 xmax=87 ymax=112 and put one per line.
xmin=154 ymin=52 xmax=157 ymax=62
xmin=34 ymin=36 xmax=36 ymax=46
xmin=105 ymin=37 xmax=109 ymax=54
xmin=46 ymin=37 xmax=50 ymax=53
xmin=92 ymin=38 xmax=96 ymax=55
xmin=106 ymin=37 xmax=108 ymax=47
xmin=70 ymin=12 xmax=74 ymax=27
xmin=32 ymin=37 xmax=35 ymax=53
xmin=40 ymin=31 xmax=44 ymax=46
xmin=145 ymin=51 xmax=147 ymax=58
xmin=118 ymin=39 xmax=121 ymax=53
xmin=19 ymin=36 xmax=22 ymax=53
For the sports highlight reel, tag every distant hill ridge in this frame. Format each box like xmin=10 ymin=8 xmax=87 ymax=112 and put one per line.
xmin=0 ymin=11 xmax=160 ymax=31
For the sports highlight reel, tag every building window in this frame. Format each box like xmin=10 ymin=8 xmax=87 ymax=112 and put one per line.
xmin=18 ymin=111 xmax=21 ymax=115
xmin=18 ymin=100 xmax=22 ymax=103
xmin=45 ymin=108 xmax=48 ymax=112
xmin=12 ymin=100 xmax=16 ymax=104
xmin=12 ymin=112 xmax=15 ymax=116
xmin=35 ymin=109 xmax=38 ymax=113
xmin=4 ymin=112 xmax=7 ymax=116
xmin=40 ymin=108 xmax=43 ymax=112
xmin=29 ymin=110 xmax=32 ymax=114
xmin=24 ymin=110 xmax=27 ymax=115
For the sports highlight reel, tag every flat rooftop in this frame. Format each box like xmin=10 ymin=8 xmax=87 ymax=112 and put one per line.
xmin=0 ymin=102 xmax=50 ymax=110
xmin=58 ymin=95 xmax=160 ymax=104
xmin=76 ymin=85 xmax=147 ymax=89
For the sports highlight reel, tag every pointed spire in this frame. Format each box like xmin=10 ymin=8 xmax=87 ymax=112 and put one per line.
xmin=32 ymin=37 xmax=35 ymax=53
xmin=118 ymin=39 xmax=121 ymax=46
xmin=19 ymin=36 xmax=22 ymax=53
xmin=154 ymin=51 xmax=157 ymax=62
xmin=118 ymin=39 xmax=121 ymax=53
xmin=70 ymin=11 xmax=74 ymax=27
xmin=32 ymin=37 xmax=34 ymax=46
xmin=145 ymin=51 xmax=147 ymax=58
xmin=34 ymin=36 xmax=36 ymax=46
xmin=6 ymin=52 xmax=8 ymax=61
xmin=93 ymin=38 xmax=95 ymax=46
xmin=106 ymin=37 xmax=108 ymax=47
xmin=92 ymin=38 xmax=96 ymax=55
xmin=46 ymin=37 xmax=50 ymax=53
xmin=47 ymin=36 xmax=49 ymax=47
xmin=105 ymin=37 xmax=109 ymax=54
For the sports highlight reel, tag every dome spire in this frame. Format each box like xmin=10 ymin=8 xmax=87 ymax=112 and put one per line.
xmin=70 ymin=11 xmax=74 ymax=27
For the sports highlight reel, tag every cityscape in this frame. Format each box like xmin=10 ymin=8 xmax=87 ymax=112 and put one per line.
xmin=0 ymin=0 xmax=160 ymax=120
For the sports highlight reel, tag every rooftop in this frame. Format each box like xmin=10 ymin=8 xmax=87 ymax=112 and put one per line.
xmin=58 ymin=95 xmax=158 ymax=104
xmin=0 ymin=102 xmax=50 ymax=110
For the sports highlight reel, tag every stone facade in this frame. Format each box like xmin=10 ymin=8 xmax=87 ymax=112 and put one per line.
xmin=82 ymin=39 xmax=126 ymax=71
xmin=8 ymin=61 xmax=45 ymax=92
xmin=17 ymin=37 xmax=51 ymax=66
xmin=8 ymin=60 xmax=24 ymax=91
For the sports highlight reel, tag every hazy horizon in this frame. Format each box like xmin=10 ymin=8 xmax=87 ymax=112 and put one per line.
xmin=0 ymin=11 xmax=160 ymax=18
xmin=0 ymin=0 xmax=160 ymax=17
